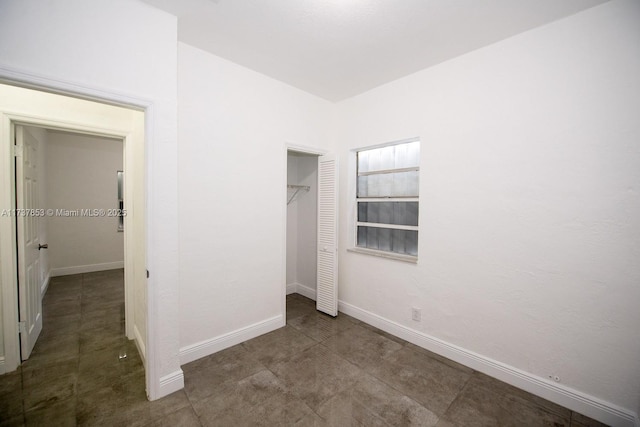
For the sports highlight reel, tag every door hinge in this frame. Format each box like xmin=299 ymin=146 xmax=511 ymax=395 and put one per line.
xmin=18 ymin=321 xmax=26 ymax=334
xmin=146 ymin=270 xmax=149 ymax=279
xmin=13 ymin=144 xmax=23 ymax=158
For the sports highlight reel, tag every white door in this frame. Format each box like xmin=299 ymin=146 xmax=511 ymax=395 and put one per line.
xmin=15 ymin=125 xmax=43 ymax=360
xmin=316 ymin=154 xmax=338 ymax=316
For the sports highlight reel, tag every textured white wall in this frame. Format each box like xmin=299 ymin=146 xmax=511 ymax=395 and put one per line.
xmin=0 ymin=0 xmax=180 ymax=397
xmin=178 ymin=42 xmax=332 ymax=351
xmin=45 ymin=131 xmax=124 ymax=274
xmin=334 ymin=0 xmax=640 ymax=414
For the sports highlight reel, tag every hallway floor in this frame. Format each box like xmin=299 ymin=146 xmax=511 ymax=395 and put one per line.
xmin=1 ymin=272 xmax=607 ymax=426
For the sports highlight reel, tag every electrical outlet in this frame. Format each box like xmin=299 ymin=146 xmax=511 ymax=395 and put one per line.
xmin=411 ymin=307 xmax=421 ymax=322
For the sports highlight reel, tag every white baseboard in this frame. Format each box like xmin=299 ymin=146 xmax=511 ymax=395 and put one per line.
xmin=0 ymin=356 xmax=5 ymax=375
xmin=157 ymin=369 xmax=184 ymax=398
xmin=50 ymin=261 xmax=124 ymax=277
xmin=296 ymin=283 xmax=316 ymax=301
xmin=338 ymin=300 xmax=638 ymax=427
xmin=133 ymin=324 xmax=146 ymax=367
xmin=286 ymin=282 xmax=317 ymax=301
xmin=179 ymin=315 xmax=284 ymax=365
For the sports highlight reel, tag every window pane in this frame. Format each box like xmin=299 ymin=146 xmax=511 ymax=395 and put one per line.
xmin=358 ymin=140 xmax=420 ymax=173
xmin=394 ymin=140 xmax=420 ymax=169
xmin=378 ymin=202 xmax=392 ymax=224
xmin=358 ymin=202 xmax=368 ymax=223
xmin=357 ymin=202 xmax=418 ymax=226
xmin=357 ymin=171 xmax=419 ymax=197
xmin=366 ymin=226 xmax=378 ymax=249
xmin=357 ymin=227 xmax=418 ymax=256
xmin=378 ymin=228 xmax=392 ymax=252
xmin=357 ymin=226 xmax=367 ymax=248
xmin=357 ymin=150 xmax=370 ymax=173
xmin=405 ymin=229 xmax=418 ymax=256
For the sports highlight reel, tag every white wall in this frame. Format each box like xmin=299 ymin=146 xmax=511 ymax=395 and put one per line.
xmin=286 ymin=153 xmax=318 ymax=295
xmin=333 ymin=0 xmax=640 ymax=421
xmin=178 ymin=42 xmax=332 ymax=362
xmin=45 ymin=131 xmax=124 ymax=275
xmin=0 ymin=0 xmax=180 ymax=398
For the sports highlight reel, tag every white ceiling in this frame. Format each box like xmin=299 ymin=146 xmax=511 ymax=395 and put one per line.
xmin=141 ymin=0 xmax=608 ymax=102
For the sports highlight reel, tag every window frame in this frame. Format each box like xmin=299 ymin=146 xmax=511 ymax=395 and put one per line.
xmin=349 ymin=137 xmax=420 ymax=263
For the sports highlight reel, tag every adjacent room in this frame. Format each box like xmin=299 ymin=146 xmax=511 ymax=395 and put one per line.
xmin=0 ymin=0 xmax=638 ymax=426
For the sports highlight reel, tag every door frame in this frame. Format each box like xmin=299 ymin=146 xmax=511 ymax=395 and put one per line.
xmin=0 ymin=76 xmax=153 ymax=394
xmin=283 ymin=143 xmax=327 ymax=321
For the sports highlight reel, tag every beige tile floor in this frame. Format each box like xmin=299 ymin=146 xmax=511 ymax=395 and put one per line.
xmin=0 ymin=271 xmax=608 ymax=426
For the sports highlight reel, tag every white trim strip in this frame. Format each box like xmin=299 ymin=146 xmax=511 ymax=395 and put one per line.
xmin=158 ymin=370 xmax=184 ymax=398
xmin=287 ymin=283 xmax=317 ymax=301
xmin=286 ymin=283 xmax=297 ymax=295
xmin=296 ymin=283 xmax=317 ymax=301
xmin=356 ymin=222 xmax=418 ymax=231
xmin=338 ymin=300 xmax=638 ymax=427
xmin=347 ymin=247 xmax=418 ymax=263
xmin=358 ymin=166 xmax=419 ymax=176
xmin=50 ymin=261 xmax=124 ymax=277
xmin=351 ymin=136 xmax=420 ymax=152
xmin=357 ymin=197 xmax=419 ymax=202
xmin=179 ymin=315 xmax=283 ymax=366
xmin=134 ymin=324 xmax=146 ymax=366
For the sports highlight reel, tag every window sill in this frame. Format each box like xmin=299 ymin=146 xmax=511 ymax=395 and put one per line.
xmin=347 ymin=247 xmax=418 ymax=264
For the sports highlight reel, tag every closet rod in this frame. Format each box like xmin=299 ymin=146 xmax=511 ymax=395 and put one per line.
xmin=287 ymin=184 xmax=310 ymax=205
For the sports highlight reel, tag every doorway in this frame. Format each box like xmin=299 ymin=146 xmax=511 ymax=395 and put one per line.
xmin=0 ymin=84 xmax=147 ymax=384
xmin=15 ymin=125 xmax=126 ymax=361
xmin=285 ymin=147 xmax=338 ymax=319
xmin=286 ymin=150 xmax=319 ymax=302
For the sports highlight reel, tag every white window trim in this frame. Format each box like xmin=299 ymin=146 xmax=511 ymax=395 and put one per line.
xmin=347 ymin=247 xmax=418 ymax=263
xmin=349 ymin=137 xmax=420 ymax=263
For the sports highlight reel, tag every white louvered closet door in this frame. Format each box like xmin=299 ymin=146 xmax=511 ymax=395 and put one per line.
xmin=317 ymin=154 xmax=338 ymax=316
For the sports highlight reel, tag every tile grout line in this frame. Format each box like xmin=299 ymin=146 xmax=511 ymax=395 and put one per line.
xmin=287 ymin=302 xmax=440 ymax=425
xmin=437 ymin=370 xmax=476 ymax=425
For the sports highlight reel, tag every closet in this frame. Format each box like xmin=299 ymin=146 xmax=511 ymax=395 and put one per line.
xmin=286 ymin=151 xmax=318 ymax=300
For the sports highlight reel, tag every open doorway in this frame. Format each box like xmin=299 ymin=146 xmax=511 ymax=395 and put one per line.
xmin=286 ymin=150 xmax=319 ymax=302
xmin=15 ymin=125 xmax=126 ymax=363
xmin=285 ymin=147 xmax=338 ymax=321
xmin=0 ymin=84 xmax=147 ymax=392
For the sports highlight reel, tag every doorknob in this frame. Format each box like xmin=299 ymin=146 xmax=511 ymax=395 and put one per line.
xmin=38 ymin=243 xmax=48 ymax=250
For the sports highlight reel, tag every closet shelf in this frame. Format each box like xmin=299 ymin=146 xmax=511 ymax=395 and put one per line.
xmin=287 ymin=184 xmax=310 ymax=205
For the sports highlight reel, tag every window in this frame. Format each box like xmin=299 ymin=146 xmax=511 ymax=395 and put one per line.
xmin=355 ymin=138 xmax=420 ymax=259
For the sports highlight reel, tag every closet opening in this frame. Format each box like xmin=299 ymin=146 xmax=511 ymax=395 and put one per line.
xmin=285 ymin=146 xmax=338 ymax=321
xmin=286 ymin=150 xmax=319 ymax=305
